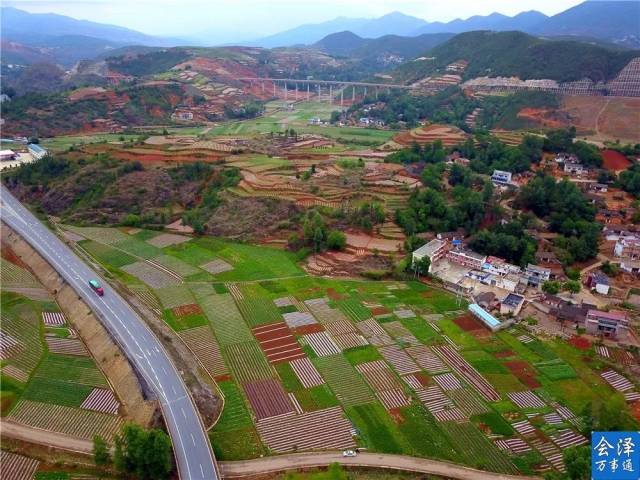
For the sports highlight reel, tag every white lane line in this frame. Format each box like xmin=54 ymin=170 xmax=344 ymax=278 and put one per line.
xmin=2 ymin=193 xmax=217 ymax=480
xmin=191 ymin=433 xmax=196 ymax=446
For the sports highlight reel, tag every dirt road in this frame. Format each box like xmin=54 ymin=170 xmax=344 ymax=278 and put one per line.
xmin=220 ymin=452 xmax=538 ymax=480
xmin=0 ymin=421 xmax=93 ymax=454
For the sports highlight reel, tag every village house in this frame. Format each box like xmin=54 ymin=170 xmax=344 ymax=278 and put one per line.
xmin=614 ymin=236 xmax=640 ymax=274
xmin=596 ymin=209 xmax=625 ymax=225
xmin=563 ymin=161 xmax=586 ymax=176
xmin=555 ymin=152 xmax=578 ymax=163
xmin=585 ymin=309 xmax=629 ymax=338
xmin=585 ymin=271 xmax=610 ymax=295
xmin=447 ymin=247 xmax=487 ymax=270
xmin=603 ymin=225 xmax=640 ymax=242
xmin=412 ymin=239 xmax=449 ymax=273
xmin=500 ymin=293 xmax=525 ymax=316
xmin=589 ymin=183 xmax=609 ymax=193
xmin=525 ymin=264 xmax=551 ymax=288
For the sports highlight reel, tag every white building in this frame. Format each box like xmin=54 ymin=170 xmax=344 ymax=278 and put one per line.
xmin=491 ymin=170 xmax=512 ymax=185
xmin=412 ymin=239 xmax=448 ymax=273
xmin=447 ymin=248 xmax=487 ymax=270
xmin=525 ymin=264 xmax=551 ymax=288
xmin=0 ymin=150 xmax=17 ymax=161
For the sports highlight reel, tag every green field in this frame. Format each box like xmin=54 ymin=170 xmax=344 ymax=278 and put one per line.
xmin=205 ymin=101 xmax=398 ymax=147
xmin=47 ymin=226 xmax=640 ymax=474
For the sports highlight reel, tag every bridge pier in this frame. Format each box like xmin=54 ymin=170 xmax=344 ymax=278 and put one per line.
xmin=307 ymin=83 xmax=310 ymax=101
xmin=329 ymin=85 xmax=332 ymax=104
xmin=340 ymin=88 xmax=344 ymax=107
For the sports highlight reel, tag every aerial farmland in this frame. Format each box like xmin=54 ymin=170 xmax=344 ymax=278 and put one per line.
xmin=8 ymin=222 xmax=629 ymax=475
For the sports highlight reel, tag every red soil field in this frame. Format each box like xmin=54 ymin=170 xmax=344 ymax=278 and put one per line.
xmin=504 ymin=360 xmax=541 ymax=389
xmin=371 ymin=306 xmax=391 ymax=316
xmin=172 ymin=303 xmax=203 ymax=317
xmin=291 ymin=323 xmax=325 ymax=335
xmin=252 ymin=322 xmax=305 ymax=363
xmin=517 ymin=108 xmax=565 ymax=129
xmin=415 ymin=372 xmax=431 ymax=387
xmin=1 ymin=245 xmax=29 ymax=269
xmin=453 ymin=314 xmax=483 ymax=332
xmin=453 ymin=314 xmax=491 ymax=338
xmin=602 ymin=150 xmax=631 ymax=172
xmin=326 ymin=288 xmax=343 ymax=301
xmin=215 ymin=374 xmax=232 ymax=382
xmin=568 ymin=336 xmax=591 ymax=351
xmin=494 ymin=350 xmax=515 ymax=359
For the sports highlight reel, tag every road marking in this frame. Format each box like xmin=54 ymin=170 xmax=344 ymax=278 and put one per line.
xmin=1 ymin=189 xmax=218 ymax=480
xmin=191 ymin=433 xmax=196 ymax=446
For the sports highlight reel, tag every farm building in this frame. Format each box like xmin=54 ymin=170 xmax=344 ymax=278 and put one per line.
xmin=28 ymin=143 xmax=47 ymax=159
xmin=0 ymin=149 xmax=17 ymax=161
xmin=500 ymin=293 xmax=525 ymax=316
xmin=585 ymin=310 xmax=629 ymax=338
xmin=412 ymin=239 xmax=448 ymax=272
xmin=468 ymin=303 xmax=511 ymax=331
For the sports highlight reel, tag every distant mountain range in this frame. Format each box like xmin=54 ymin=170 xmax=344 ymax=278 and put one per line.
xmin=313 ymin=31 xmax=455 ymax=60
xmin=0 ymin=6 xmax=182 ymax=66
xmin=254 ymin=1 xmax=640 ymax=48
xmin=1 ymin=1 xmax=638 ymax=69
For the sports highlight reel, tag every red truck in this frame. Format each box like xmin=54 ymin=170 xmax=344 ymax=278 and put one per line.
xmin=89 ymin=279 xmax=104 ymax=296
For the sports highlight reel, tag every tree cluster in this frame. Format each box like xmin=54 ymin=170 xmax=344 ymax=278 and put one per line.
xmin=93 ymin=423 xmax=173 ymax=480
xmin=469 ymin=220 xmax=537 ymax=267
xmin=516 ymin=174 xmax=599 ymax=264
xmin=288 ymin=210 xmax=346 ymax=252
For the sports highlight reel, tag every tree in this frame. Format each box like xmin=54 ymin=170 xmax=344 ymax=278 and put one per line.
xmin=313 ymin=227 xmax=324 ymax=252
xmin=93 ymin=435 xmax=111 ymax=467
xmin=448 ymin=164 xmax=472 ymax=187
xmin=542 ymin=281 xmax=561 ymax=295
xmin=326 ymin=230 xmax=346 ymax=251
xmin=413 ymin=256 xmax=431 ymax=276
xmin=563 ymin=446 xmax=590 ymax=480
xmin=113 ymin=423 xmax=173 ymax=480
xmin=564 ymin=280 xmax=581 ymax=294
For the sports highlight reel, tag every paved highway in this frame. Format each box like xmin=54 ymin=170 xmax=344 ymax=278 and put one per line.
xmin=1 ymin=186 xmax=218 ymax=480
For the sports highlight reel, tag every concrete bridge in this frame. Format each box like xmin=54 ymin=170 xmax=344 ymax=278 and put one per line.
xmin=237 ymin=77 xmax=414 ymax=105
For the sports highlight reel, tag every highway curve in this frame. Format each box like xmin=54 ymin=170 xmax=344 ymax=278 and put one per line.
xmin=0 ymin=186 xmax=218 ymax=480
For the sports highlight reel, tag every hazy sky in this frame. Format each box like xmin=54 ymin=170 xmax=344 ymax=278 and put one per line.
xmin=6 ymin=0 xmax=586 ymax=41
